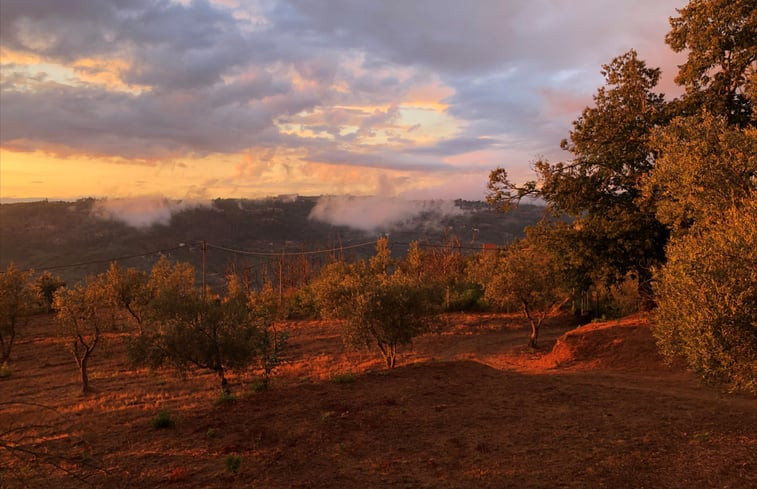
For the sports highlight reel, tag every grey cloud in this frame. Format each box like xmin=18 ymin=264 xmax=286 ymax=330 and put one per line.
xmin=306 ymin=147 xmax=455 ymax=173
xmin=270 ymin=0 xmax=521 ymax=74
xmin=0 ymin=0 xmax=683 ymax=175
xmin=0 ymin=79 xmax=290 ymax=158
xmin=408 ymin=137 xmax=500 ymax=157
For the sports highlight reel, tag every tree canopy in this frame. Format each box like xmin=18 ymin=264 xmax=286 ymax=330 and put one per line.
xmin=488 ymin=50 xmax=669 ymax=307
xmin=666 ymin=0 xmax=757 ymax=125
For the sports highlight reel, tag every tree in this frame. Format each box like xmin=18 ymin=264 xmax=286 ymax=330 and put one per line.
xmin=128 ymin=259 xmax=277 ymax=395
xmin=313 ymin=252 xmax=436 ymax=368
xmin=103 ymin=263 xmax=147 ymax=331
xmin=643 ymin=112 xmax=757 ymax=235
xmin=488 ymin=50 xmax=669 ymax=309
xmin=34 ymin=271 xmax=65 ymax=313
xmin=644 ymin=111 xmax=756 ymax=392
xmin=653 ymin=201 xmax=756 ymax=393
xmin=0 ymin=264 xmax=37 ymax=366
xmin=474 ymin=242 xmax=569 ymax=348
xmin=665 ymin=0 xmax=757 ymax=126
xmin=54 ymin=274 xmax=118 ymax=393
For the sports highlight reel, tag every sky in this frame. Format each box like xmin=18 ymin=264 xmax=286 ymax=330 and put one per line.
xmin=0 ymin=0 xmax=687 ymax=202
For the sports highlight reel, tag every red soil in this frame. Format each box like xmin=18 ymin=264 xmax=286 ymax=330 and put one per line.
xmin=1 ymin=313 xmax=755 ymax=489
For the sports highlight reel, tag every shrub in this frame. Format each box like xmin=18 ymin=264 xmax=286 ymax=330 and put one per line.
xmin=654 ymin=202 xmax=757 ymax=394
xmin=331 ymin=372 xmax=356 ymax=384
xmin=224 ymin=455 xmax=242 ymax=475
xmin=446 ymin=283 xmax=484 ymax=312
xmin=151 ymin=409 xmax=175 ymax=429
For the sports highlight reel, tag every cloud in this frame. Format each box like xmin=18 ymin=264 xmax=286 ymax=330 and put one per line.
xmin=91 ymin=195 xmax=211 ymax=228
xmin=1 ymin=0 xmax=687 ymax=200
xmin=308 ymin=195 xmax=463 ymax=233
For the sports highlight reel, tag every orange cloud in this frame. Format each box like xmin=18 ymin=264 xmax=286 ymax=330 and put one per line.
xmin=403 ymin=80 xmax=454 ymax=111
xmin=72 ymin=57 xmax=141 ymax=93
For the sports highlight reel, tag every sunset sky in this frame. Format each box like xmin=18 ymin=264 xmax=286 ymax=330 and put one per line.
xmin=0 ymin=0 xmax=686 ymax=202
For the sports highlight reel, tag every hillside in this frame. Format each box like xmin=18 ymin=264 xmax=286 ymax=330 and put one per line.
xmin=0 ymin=197 xmax=544 ymax=285
xmin=2 ymin=313 xmax=755 ymax=488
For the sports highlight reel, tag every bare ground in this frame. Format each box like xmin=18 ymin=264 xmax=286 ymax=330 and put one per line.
xmin=1 ymin=313 xmax=755 ymax=489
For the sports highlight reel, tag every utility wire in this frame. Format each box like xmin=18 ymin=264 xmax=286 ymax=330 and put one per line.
xmin=23 ymin=244 xmax=193 ymax=273
xmin=392 ymin=241 xmax=501 ymax=252
xmin=13 ymin=237 xmax=495 ymax=276
xmin=205 ymin=239 xmax=378 ymax=257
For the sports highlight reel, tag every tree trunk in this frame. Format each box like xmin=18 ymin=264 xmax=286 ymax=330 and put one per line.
xmin=529 ymin=320 xmax=538 ymax=349
xmin=523 ymin=302 xmax=538 ymax=348
xmin=0 ymin=328 xmax=15 ymax=365
xmin=79 ymin=355 xmax=90 ymax=393
xmin=218 ymin=368 xmax=231 ymax=396
xmin=637 ymin=267 xmax=656 ymax=311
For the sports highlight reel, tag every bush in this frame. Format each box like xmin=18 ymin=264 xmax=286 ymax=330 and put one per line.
xmin=285 ymin=287 xmax=319 ymax=319
xmin=654 ymin=202 xmax=757 ymax=393
xmin=331 ymin=372 xmax=356 ymax=384
xmin=446 ymin=283 xmax=484 ymax=312
xmin=151 ymin=409 xmax=175 ymax=429
xmin=224 ymin=455 xmax=242 ymax=475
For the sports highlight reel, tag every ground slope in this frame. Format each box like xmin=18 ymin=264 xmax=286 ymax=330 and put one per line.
xmin=1 ymin=314 xmax=755 ymax=489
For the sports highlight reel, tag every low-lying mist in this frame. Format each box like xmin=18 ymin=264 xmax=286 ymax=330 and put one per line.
xmin=91 ymin=196 xmax=211 ymax=228
xmin=308 ymin=195 xmax=463 ymax=233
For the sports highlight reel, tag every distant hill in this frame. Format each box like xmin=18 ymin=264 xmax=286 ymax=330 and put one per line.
xmin=0 ymin=197 xmax=544 ymax=286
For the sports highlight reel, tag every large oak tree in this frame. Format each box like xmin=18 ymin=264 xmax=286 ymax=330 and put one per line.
xmin=488 ymin=50 xmax=669 ymax=309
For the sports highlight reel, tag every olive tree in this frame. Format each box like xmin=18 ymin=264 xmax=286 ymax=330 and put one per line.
xmin=474 ymin=242 xmax=569 ymax=348
xmin=313 ymin=246 xmax=436 ymax=368
xmin=54 ymin=273 xmax=119 ymax=393
xmin=0 ymin=264 xmax=37 ymax=366
xmin=128 ymin=258 xmax=281 ymax=395
xmin=646 ymin=112 xmax=756 ymax=393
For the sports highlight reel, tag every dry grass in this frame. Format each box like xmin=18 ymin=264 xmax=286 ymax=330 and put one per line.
xmin=1 ymin=312 xmax=755 ymax=488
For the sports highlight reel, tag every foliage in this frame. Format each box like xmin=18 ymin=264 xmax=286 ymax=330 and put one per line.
xmin=653 ymin=201 xmax=757 ymax=393
xmin=0 ymin=264 xmax=37 ymax=366
xmin=151 ymin=409 xmax=175 ymax=429
xmin=128 ymin=259 xmax=284 ymax=395
xmin=103 ymin=262 xmax=148 ymax=330
xmin=396 ymin=239 xmax=470 ymax=311
xmin=224 ymin=455 xmax=242 ymax=475
xmin=472 ymin=241 xmax=569 ymax=348
xmin=648 ymin=108 xmax=756 ymax=392
xmin=54 ymin=273 xmax=119 ymax=393
xmin=665 ymin=0 xmax=757 ymax=125
xmin=331 ymin=372 xmax=357 ymax=384
xmin=488 ymin=50 xmax=669 ymax=309
xmin=313 ymin=242 xmax=438 ymax=368
xmin=643 ymin=112 xmax=757 ymax=235
xmin=34 ymin=271 xmax=65 ymax=313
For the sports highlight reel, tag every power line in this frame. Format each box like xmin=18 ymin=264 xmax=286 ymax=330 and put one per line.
xmin=205 ymin=239 xmax=378 ymax=257
xmin=392 ymin=241 xmax=501 ymax=252
xmin=11 ymin=237 xmax=495 ymax=276
xmin=22 ymin=243 xmax=194 ymax=273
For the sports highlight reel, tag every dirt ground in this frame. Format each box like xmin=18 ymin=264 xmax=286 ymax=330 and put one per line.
xmin=1 ymin=313 xmax=755 ymax=489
